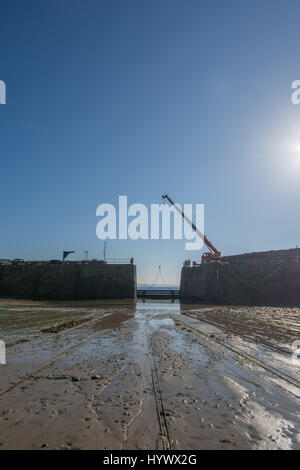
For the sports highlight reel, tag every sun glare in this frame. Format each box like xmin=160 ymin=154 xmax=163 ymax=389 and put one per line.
xmin=287 ymin=142 xmax=300 ymax=169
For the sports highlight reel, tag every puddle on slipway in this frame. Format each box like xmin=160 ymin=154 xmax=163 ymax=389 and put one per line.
xmin=136 ymin=302 xmax=178 ymax=330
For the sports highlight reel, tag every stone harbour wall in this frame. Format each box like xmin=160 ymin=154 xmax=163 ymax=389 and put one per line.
xmin=0 ymin=263 xmax=136 ymax=301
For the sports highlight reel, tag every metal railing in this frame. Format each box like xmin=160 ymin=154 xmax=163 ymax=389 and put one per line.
xmin=0 ymin=258 xmax=132 ymax=265
xmin=101 ymin=258 xmax=131 ymax=264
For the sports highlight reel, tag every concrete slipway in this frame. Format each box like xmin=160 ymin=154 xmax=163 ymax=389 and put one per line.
xmin=0 ymin=299 xmax=299 ymax=450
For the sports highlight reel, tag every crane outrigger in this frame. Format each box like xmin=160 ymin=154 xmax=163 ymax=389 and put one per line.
xmin=161 ymin=194 xmax=221 ymax=263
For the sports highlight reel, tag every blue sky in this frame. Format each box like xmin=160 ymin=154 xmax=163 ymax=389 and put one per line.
xmin=1 ymin=0 xmax=300 ymax=284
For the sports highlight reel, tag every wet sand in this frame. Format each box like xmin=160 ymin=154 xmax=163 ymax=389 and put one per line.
xmin=0 ymin=300 xmax=299 ymax=450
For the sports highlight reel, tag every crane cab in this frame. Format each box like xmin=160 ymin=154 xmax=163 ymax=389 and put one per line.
xmin=201 ymin=252 xmax=221 ymax=263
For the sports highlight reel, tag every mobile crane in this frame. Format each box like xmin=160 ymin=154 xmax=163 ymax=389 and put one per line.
xmin=162 ymin=194 xmax=221 ymax=263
